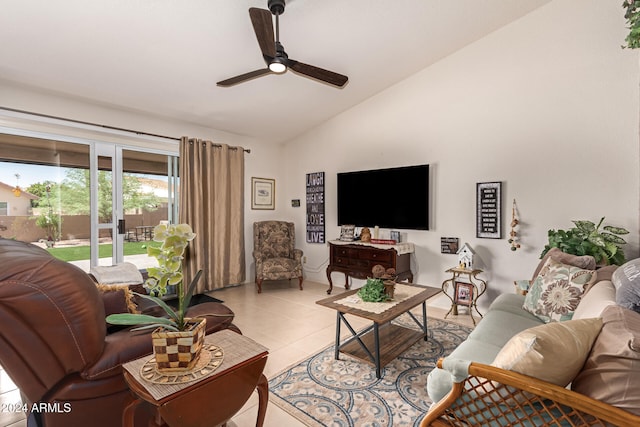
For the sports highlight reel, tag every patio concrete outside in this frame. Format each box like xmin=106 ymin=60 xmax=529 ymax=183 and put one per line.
xmin=70 ymin=253 xmax=158 ymax=272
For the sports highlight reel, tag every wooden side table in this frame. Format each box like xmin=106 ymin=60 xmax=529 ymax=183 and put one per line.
xmin=122 ymin=329 xmax=269 ymax=427
xmin=442 ymin=267 xmax=487 ymax=326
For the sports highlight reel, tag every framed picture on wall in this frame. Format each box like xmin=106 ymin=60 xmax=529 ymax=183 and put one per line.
xmin=454 ymin=281 xmax=474 ymax=307
xmin=476 ymin=181 xmax=502 ymax=238
xmin=251 ymin=177 xmax=275 ymax=210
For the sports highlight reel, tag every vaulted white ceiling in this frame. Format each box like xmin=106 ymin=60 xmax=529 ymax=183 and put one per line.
xmin=0 ymin=0 xmax=551 ymax=143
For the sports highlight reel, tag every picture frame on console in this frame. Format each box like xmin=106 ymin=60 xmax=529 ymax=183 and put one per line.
xmin=454 ymin=281 xmax=474 ymax=306
xmin=251 ymin=177 xmax=275 ymax=210
xmin=339 ymin=224 xmax=355 ymax=241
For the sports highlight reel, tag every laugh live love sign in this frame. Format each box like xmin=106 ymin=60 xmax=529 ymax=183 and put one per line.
xmin=306 ymin=172 xmax=325 ymax=243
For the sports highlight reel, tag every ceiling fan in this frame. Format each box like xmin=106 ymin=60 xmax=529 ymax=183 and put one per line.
xmin=217 ymin=0 xmax=348 ymax=88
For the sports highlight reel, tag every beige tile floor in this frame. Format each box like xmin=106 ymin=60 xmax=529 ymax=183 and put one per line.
xmin=0 ymin=280 xmax=475 ymax=427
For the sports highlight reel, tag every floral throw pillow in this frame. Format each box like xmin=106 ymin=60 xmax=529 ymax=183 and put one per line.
xmin=523 ymin=257 xmax=596 ymax=323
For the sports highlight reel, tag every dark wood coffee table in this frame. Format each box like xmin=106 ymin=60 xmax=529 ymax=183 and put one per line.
xmin=316 ymin=283 xmax=442 ymax=378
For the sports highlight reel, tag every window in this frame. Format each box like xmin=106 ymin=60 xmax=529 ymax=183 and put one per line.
xmin=0 ymin=133 xmax=177 ymax=270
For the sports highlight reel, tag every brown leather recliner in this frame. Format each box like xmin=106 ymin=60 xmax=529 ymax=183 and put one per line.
xmin=0 ymin=238 xmax=239 ymax=427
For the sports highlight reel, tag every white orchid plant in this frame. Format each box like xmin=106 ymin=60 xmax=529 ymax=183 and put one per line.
xmin=106 ymin=223 xmax=202 ymax=332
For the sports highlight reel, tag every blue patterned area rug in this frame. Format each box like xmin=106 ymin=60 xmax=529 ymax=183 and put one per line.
xmin=268 ymin=316 xmax=472 ymax=427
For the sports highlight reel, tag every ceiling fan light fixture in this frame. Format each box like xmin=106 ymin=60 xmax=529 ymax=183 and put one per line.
xmin=269 ymin=57 xmax=287 ymax=73
xmin=217 ymin=2 xmax=348 ymax=88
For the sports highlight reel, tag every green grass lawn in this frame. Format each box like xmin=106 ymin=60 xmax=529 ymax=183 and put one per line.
xmin=46 ymin=241 xmax=156 ymax=262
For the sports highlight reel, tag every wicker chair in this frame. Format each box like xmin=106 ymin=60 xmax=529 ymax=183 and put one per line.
xmin=252 ymin=221 xmax=303 ymax=293
xmin=420 ymin=358 xmax=640 ymax=427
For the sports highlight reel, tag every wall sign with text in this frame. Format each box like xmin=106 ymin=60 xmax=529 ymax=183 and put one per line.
xmin=306 ymin=172 xmax=325 ymax=243
xmin=476 ymin=181 xmax=502 ymax=239
xmin=441 ymin=237 xmax=459 ymax=254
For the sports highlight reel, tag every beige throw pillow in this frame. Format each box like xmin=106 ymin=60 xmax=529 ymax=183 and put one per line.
xmin=572 ymin=305 xmax=640 ymax=416
xmin=572 ymin=280 xmax=616 ymax=320
xmin=492 ymin=318 xmax=603 ymax=387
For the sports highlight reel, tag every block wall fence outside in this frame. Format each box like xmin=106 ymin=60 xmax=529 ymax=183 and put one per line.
xmin=0 ymin=212 xmax=166 ymax=242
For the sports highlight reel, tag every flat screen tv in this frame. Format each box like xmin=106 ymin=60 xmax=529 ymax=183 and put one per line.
xmin=337 ymin=164 xmax=429 ymax=230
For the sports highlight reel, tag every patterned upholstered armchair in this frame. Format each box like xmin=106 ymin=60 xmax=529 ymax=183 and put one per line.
xmin=253 ymin=221 xmax=304 ymax=293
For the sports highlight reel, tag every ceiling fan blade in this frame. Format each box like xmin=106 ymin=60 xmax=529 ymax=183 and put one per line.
xmin=217 ymin=68 xmax=272 ymax=87
xmin=249 ymin=8 xmax=276 ymax=59
xmin=287 ymin=60 xmax=348 ymax=88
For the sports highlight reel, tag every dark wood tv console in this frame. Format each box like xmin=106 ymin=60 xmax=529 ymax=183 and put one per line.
xmin=326 ymin=241 xmax=414 ymax=294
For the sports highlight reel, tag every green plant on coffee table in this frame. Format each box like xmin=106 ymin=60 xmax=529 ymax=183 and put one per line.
xmin=358 ymin=278 xmax=390 ymax=302
xmin=540 ymin=217 xmax=629 ymax=266
xmin=106 ymin=223 xmax=201 ymax=332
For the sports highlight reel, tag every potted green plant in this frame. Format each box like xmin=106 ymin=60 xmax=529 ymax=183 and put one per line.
xmin=623 ymin=0 xmax=640 ymax=49
xmin=358 ymin=278 xmax=390 ymax=302
xmin=106 ymin=223 xmax=207 ymax=371
xmin=540 ymin=217 xmax=629 ymax=266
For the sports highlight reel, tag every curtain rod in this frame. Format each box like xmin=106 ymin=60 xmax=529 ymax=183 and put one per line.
xmin=0 ymin=106 xmax=251 ymax=153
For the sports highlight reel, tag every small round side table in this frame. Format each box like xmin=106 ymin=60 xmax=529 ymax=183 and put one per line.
xmin=441 ymin=267 xmax=487 ymax=326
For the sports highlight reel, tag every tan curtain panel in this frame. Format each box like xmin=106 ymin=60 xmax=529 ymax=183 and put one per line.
xmin=179 ymin=137 xmax=245 ymax=292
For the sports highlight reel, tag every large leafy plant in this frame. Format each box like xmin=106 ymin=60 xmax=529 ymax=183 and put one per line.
xmin=623 ymin=0 xmax=640 ymax=48
xmin=540 ymin=217 xmax=629 ymax=266
xmin=106 ymin=223 xmax=201 ymax=331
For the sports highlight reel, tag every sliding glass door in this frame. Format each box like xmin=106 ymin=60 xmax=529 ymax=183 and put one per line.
xmin=87 ymin=144 xmax=179 ymax=269
xmin=91 ymin=144 xmax=177 ymax=269
xmin=117 ymin=147 xmax=179 ymax=269
xmin=0 ymin=134 xmax=92 ymax=268
xmin=0 ymin=132 xmax=178 ymax=271
xmin=91 ymin=143 xmax=120 ymax=266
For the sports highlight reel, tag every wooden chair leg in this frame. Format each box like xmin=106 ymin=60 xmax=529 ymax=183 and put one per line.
xmin=298 ymin=276 xmax=303 ymax=290
xmin=256 ymin=278 xmax=262 ymax=293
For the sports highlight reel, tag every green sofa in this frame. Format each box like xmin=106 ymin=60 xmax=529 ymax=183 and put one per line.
xmin=427 ymin=292 xmax=542 ymax=403
xmin=423 ymin=248 xmax=640 ymax=426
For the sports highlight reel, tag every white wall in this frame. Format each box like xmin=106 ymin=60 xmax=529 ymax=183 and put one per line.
xmin=243 ymin=142 xmax=287 ymax=281
xmin=281 ymin=0 xmax=640 ymax=310
xmin=0 ymin=81 xmax=260 ymax=148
